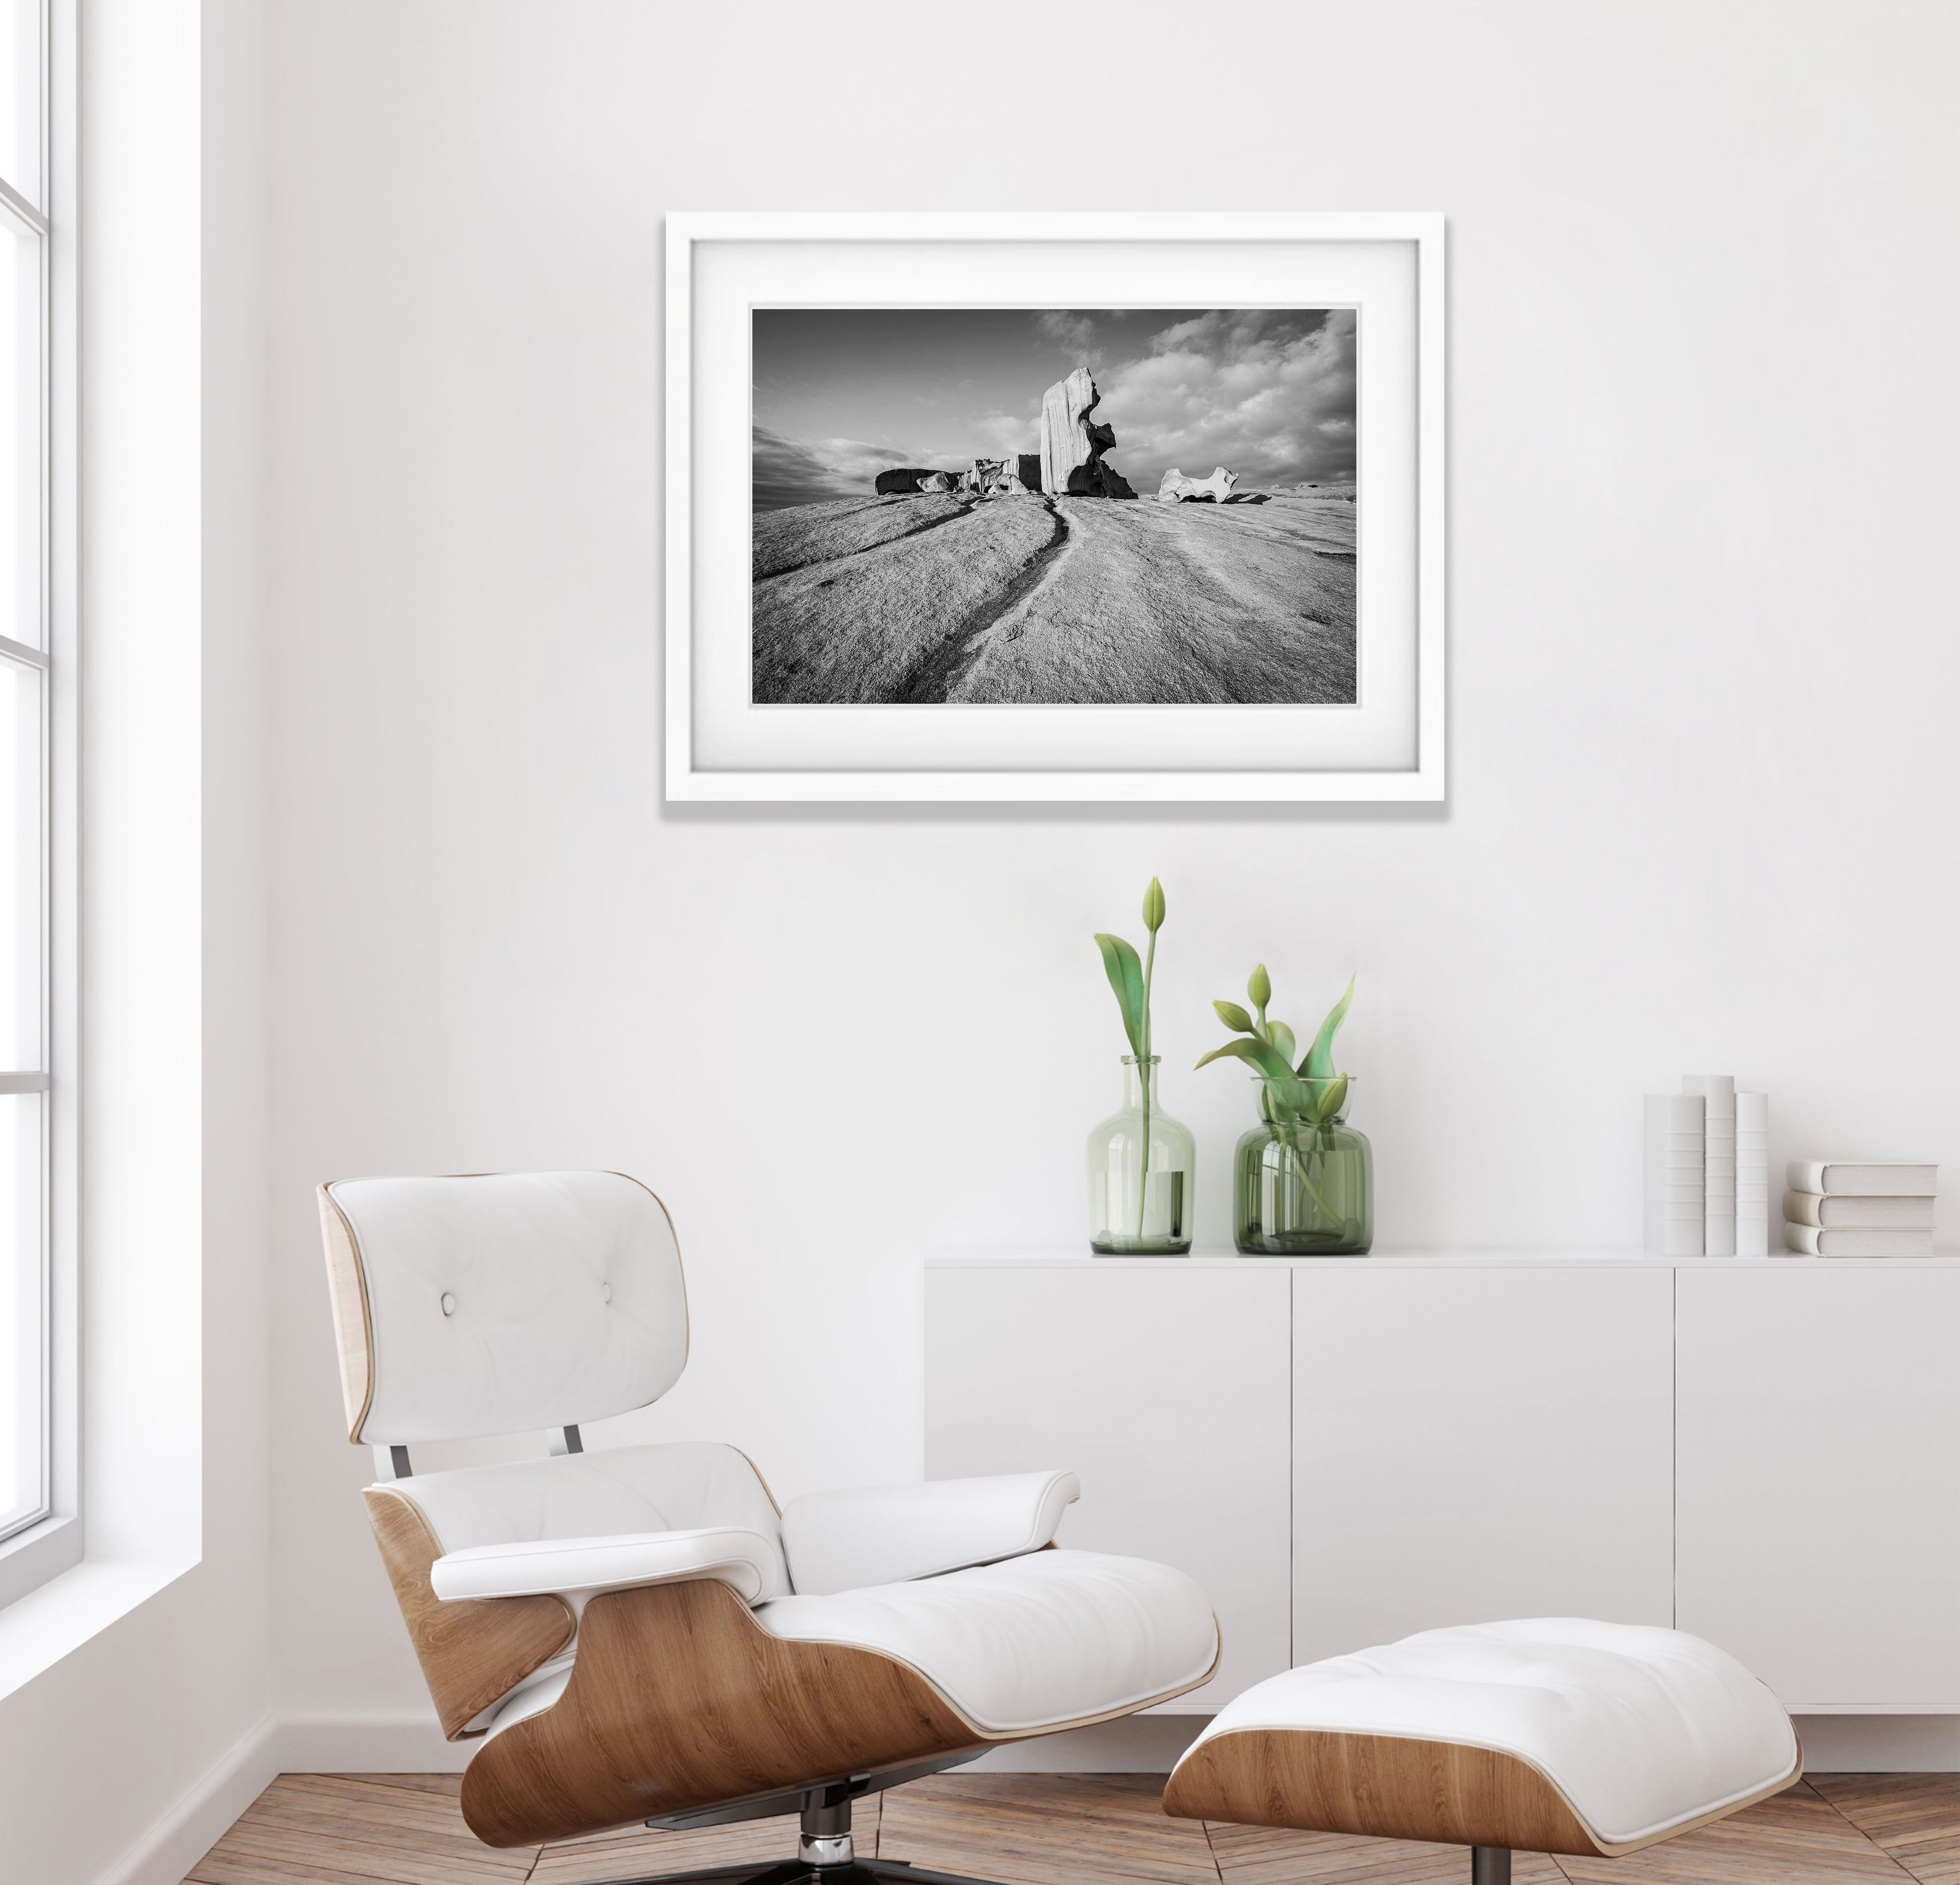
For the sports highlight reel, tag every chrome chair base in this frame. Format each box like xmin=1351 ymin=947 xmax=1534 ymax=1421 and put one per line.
xmin=594 ymin=1760 xmax=1008 ymax=1885
xmin=593 ymin=1863 xmax=1009 ymax=1885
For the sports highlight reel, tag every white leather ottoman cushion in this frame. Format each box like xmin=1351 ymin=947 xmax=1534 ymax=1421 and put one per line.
xmin=754 ymin=1547 xmax=1219 ymax=1735
xmin=1173 ymin=1619 xmax=1798 ymax=1852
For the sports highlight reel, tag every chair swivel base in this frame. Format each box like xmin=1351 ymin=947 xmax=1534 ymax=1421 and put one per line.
xmin=581 ymin=1767 xmax=1018 ymax=1885
xmin=584 ymin=1861 xmax=1015 ymax=1885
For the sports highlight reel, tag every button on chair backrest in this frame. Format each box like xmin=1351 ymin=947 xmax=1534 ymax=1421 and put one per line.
xmin=319 ymin=1170 xmax=688 ymax=1446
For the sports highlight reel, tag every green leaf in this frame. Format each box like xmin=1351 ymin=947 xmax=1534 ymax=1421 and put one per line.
xmin=1141 ymin=877 xmax=1166 ymax=933
xmin=1196 ymin=1034 xmax=1297 ymax=1082
xmin=1213 ymin=999 xmax=1255 ymax=1033
xmin=1267 ymin=1021 xmax=1297 ymax=1066
xmin=1093 ymin=932 xmax=1147 ymax=1059
xmin=1195 ymin=1038 xmax=1261 ymax=1072
xmin=1302 ymin=974 xmax=1355 ymax=1080
xmin=1308 ymin=1073 xmax=1349 ymax=1124
xmin=1247 ymin=963 xmax=1271 ymax=1011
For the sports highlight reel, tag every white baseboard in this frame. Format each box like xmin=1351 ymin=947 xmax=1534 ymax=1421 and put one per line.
xmin=270 ymin=1707 xmax=1203 ymax=1777
xmin=972 ymin=1711 xmax=1960 ymax=1776
xmin=92 ymin=1713 xmax=279 ymax=1885
xmin=976 ymin=1710 xmax=1960 ymax=1777
xmin=273 ymin=1708 xmax=469 ymax=1774
xmin=1793 ymin=1713 xmax=1960 ymax=1771
xmin=88 ymin=1704 xmax=1960 ymax=1885
xmin=966 ymin=1713 xmax=1207 ymax=1772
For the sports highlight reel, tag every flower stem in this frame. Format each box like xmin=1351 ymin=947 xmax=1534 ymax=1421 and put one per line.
xmin=1286 ymin=1124 xmax=1333 ymax=1224
xmin=1136 ymin=930 xmax=1156 ymax=1240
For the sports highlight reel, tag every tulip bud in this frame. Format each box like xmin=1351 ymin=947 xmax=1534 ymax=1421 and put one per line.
xmin=1141 ymin=877 xmax=1166 ymax=932
xmin=1213 ymin=1000 xmax=1255 ymax=1033
xmin=1248 ymin=963 xmax=1271 ymax=1010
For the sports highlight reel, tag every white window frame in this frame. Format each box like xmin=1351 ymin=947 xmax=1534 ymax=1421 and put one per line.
xmin=0 ymin=0 xmax=77 ymax=1608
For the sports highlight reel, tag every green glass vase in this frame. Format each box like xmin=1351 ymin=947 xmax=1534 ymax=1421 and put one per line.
xmin=1234 ymin=1075 xmax=1373 ymax=1255
xmin=1087 ymin=1056 xmax=1195 ymax=1255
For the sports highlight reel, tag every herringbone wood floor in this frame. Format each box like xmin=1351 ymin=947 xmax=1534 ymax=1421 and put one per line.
xmin=181 ymin=1772 xmax=1960 ymax=1885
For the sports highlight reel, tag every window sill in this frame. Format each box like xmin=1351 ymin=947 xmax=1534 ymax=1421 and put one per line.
xmin=0 ymin=1510 xmax=81 ymax=1610
xmin=0 ymin=1547 xmax=197 ymax=1702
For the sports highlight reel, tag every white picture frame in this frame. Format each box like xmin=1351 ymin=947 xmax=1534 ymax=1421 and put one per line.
xmin=665 ymin=212 xmax=1445 ymax=803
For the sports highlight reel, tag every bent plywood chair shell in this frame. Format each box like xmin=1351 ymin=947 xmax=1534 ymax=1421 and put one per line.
xmin=460 ymin=1579 xmax=993 ymax=1846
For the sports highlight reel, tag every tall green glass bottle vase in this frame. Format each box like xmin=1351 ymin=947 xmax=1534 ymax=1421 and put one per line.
xmin=1087 ymin=1056 xmax=1195 ymax=1255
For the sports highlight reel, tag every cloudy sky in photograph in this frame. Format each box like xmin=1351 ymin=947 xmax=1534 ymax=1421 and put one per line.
xmin=752 ymin=308 xmax=1356 ymax=511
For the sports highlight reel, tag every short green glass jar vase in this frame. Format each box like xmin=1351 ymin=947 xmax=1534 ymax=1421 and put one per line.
xmin=1087 ymin=1055 xmax=1195 ymax=1255
xmin=1234 ymin=1075 xmax=1373 ymax=1255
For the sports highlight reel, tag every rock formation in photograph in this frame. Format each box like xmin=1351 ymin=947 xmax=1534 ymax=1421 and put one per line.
xmin=872 ymin=386 xmax=1134 ymax=504
xmin=972 ymin=455 xmax=1040 ymax=497
xmin=874 ymin=466 xmax=946 ymax=496
xmin=1157 ymin=466 xmax=1241 ymax=505
xmin=1040 ymin=367 xmax=1135 ymax=499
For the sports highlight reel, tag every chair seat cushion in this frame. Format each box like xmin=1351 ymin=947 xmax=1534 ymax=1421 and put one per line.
xmin=753 ymin=1547 xmax=1218 ymax=1735
xmin=781 ymin=1470 xmax=1082 ymax=1596
xmin=1164 ymin=1619 xmax=1800 ymax=1855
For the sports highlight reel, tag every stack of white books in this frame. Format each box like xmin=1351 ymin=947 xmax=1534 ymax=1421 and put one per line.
xmin=1783 ymin=1161 xmax=1938 ymax=1257
xmin=1644 ymin=1077 xmax=1771 ymax=1257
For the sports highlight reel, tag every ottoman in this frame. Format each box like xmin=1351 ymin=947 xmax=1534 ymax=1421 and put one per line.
xmin=1163 ymin=1619 xmax=1801 ymax=1884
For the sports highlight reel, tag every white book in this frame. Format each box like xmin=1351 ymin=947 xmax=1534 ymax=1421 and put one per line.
xmin=1645 ymin=1094 xmax=1704 ymax=1256
xmin=1787 ymin=1159 xmax=1938 ymax=1197
xmin=1686 ymin=1076 xmax=1736 ymax=1255
xmin=1685 ymin=1074 xmax=1736 ymax=1106
xmin=1784 ymin=1190 xmax=1935 ymax=1230
xmin=1735 ymin=1092 xmax=1769 ymax=1257
xmin=1784 ymin=1222 xmax=1935 ymax=1258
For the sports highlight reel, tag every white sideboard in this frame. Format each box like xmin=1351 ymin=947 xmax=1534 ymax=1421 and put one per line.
xmin=923 ymin=1254 xmax=1960 ymax=1716
xmin=1675 ymin=1264 xmax=1960 ymax=1708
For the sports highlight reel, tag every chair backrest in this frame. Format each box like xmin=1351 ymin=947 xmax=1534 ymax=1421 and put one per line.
xmin=319 ymin=1170 xmax=689 ymax=1445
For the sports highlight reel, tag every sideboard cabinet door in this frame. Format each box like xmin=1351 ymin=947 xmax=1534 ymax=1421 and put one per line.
xmin=925 ymin=1262 xmax=1292 ymax=1709
xmin=1293 ymin=1264 xmax=1676 ymax=1665
xmin=1676 ymin=1264 xmax=1960 ymax=1708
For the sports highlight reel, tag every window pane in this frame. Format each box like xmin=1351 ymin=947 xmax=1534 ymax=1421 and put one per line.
xmin=0 ymin=221 xmax=37 ymax=651
xmin=0 ymin=1 xmax=39 ymax=208
xmin=0 ymin=1089 xmax=44 ymax=1534
xmin=0 ymin=654 xmax=36 ymax=1074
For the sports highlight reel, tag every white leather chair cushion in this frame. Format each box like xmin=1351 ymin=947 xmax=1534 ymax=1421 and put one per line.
xmin=433 ymin=1526 xmax=784 ymax=1605
xmin=780 ymin=1471 xmax=1081 ymax=1596
xmin=391 ymin=1441 xmax=790 ymax=1599
xmin=329 ymin=1171 xmax=687 ymax=1444
xmin=753 ymin=1547 xmax=1218 ymax=1735
xmin=1174 ymin=1619 xmax=1800 ymax=1851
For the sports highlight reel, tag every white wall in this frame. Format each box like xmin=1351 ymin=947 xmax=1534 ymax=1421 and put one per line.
xmin=260 ymin=0 xmax=1959 ymax=1751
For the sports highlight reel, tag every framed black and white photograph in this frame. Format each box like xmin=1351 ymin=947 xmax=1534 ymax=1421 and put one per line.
xmin=665 ymin=214 xmax=1444 ymax=801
